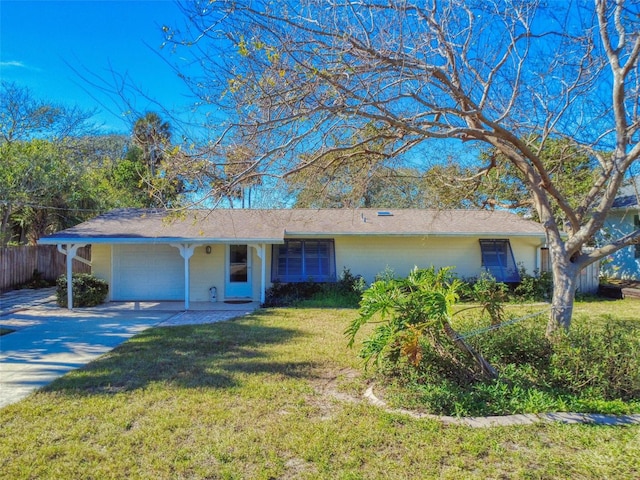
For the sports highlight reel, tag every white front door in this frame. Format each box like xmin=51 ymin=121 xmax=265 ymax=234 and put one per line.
xmin=225 ymin=244 xmax=252 ymax=298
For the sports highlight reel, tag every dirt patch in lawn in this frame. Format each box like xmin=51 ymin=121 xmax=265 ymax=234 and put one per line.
xmin=305 ymin=367 xmax=363 ymax=420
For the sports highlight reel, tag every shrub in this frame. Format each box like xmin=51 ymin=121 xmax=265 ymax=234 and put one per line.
xmin=56 ymin=273 xmax=109 ymax=308
xmin=347 ymin=266 xmax=498 ymax=380
xmin=469 ymin=272 xmax=508 ymax=324
xmin=469 ymin=316 xmax=553 ymax=372
xmin=354 ymin=267 xmax=640 ymax=415
xmin=20 ymin=269 xmax=54 ymax=289
xmin=263 ymin=268 xmax=365 ymax=308
xmin=263 ymin=280 xmax=323 ymax=307
xmin=462 ymin=268 xmax=552 ymax=304
xmin=377 ymin=309 xmax=640 ymax=416
xmin=337 ymin=268 xmax=367 ymax=295
xmin=548 ymin=320 xmax=640 ymax=401
xmin=512 ymin=266 xmax=552 ymax=302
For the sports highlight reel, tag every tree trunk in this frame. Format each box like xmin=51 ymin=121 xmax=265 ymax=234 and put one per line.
xmin=28 ymin=209 xmax=49 ymax=246
xmin=0 ymin=205 xmax=11 ymax=247
xmin=442 ymin=321 xmax=498 ymax=380
xmin=546 ymin=253 xmax=580 ymax=337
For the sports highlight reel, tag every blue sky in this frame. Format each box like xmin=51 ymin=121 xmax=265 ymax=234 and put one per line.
xmin=1 ymin=0 xmax=194 ymax=134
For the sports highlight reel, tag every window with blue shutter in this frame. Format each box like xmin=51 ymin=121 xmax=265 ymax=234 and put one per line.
xmin=272 ymin=239 xmax=336 ymax=282
xmin=479 ymin=239 xmax=521 ymax=283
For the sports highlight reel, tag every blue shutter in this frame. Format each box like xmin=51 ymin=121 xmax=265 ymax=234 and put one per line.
xmin=479 ymin=239 xmax=520 ymax=282
xmin=271 ymin=239 xmax=336 ymax=282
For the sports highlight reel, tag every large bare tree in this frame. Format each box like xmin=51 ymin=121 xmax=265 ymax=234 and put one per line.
xmin=163 ymin=0 xmax=640 ymax=334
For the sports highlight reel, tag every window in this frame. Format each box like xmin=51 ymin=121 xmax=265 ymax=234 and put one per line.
xmin=272 ymin=239 xmax=336 ymax=282
xmin=479 ymin=239 xmax=520 ymax=283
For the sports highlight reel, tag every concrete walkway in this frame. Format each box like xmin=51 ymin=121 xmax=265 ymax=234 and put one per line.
xmin=0 ymin=288 xmax=259 ymax=409
xmin=0 ymin=286 xmax=57 ymax=315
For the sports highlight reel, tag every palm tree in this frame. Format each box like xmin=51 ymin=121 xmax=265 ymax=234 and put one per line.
xmin=132 ymin=112 xmax=171 ymax=178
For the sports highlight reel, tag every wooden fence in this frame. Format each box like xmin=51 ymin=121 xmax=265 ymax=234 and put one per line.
xmin=0 ymin=245 xmax=92 ymax=292
xmin=576 ymin=259 xmax=600 ymax=294
xmin=541 ymin=247 xmax=600 ymax=294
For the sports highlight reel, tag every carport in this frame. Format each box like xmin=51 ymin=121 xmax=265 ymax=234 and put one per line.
xmin=37 ymin=210 xmax=281 ymax=310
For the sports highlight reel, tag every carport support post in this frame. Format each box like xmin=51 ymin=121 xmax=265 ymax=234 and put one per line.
xmin=250 ymin=244 xmax=267 ymax=304
xmin=61 ymin=243 xmax=85 ymax=310
xmin=170 ymin=243 xmax=196 ymax=310
xmin=260 ymin=244 xmax=266 ymax=304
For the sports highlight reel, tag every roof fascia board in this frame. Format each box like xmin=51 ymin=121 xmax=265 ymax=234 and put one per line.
xmin=283 ymin=232 xmax=546 ymax=238
xmin=609 ymin=206 xmax=640 ymax=213
xmin=38 ymin=237 xmax=285 ymax=245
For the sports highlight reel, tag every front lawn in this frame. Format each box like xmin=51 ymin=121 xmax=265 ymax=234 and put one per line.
xmin=0 ymin=304 xmax=639 ymax=479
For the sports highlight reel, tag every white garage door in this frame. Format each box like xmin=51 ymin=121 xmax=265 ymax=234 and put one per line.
xmin=112 ymin=245 xmax=185 ymax=301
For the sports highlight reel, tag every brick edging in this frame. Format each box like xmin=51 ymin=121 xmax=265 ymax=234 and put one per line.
xmin=363 ymin=386 xmax=640 ymax=427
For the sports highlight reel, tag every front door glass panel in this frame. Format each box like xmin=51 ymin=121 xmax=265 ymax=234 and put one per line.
xmin=229 ymin=244 xmax=248 ymax=282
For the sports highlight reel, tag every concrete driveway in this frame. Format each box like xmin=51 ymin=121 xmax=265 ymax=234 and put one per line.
xmin=0 ymin=305 xmax=175 ymax=408
xmin=0 ymin=289 xmax=258 ymax=409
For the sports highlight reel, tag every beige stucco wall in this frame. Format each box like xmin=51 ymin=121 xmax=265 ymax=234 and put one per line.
xmin=332 ymin=235 xmax=542 ymax=284
xmin=188 ymin=244 xmax=267 ymax=301
xmin=90 ymin=244 xmax=112 ymax=299
xmin=189 ymin=244 xmax=226 ymax=301
xmin=92 ymin=236 xmax=542 ymax=303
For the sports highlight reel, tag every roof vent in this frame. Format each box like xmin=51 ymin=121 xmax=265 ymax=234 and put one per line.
xmin=377 ymin=211 xmax=393 ymax=216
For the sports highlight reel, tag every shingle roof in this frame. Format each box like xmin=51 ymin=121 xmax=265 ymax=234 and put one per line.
xmin=612 ymin=178 xmax=640 ymax=208
xmin=38 ymin=208 xmax=546 ymax=244
xmin=612 ymin=195 xmax=638 ymax=208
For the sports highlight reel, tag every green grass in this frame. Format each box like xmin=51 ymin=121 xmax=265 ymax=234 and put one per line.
xmin=1 ymin=304 xmax=639 ymax=479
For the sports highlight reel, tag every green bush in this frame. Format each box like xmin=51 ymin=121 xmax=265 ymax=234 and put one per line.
xmin=20 ymin=269 xmax=54 ymax=289
xmin=263 ymin=280 xmax=323 ymax=307
xmin=512 ymin=266 xmax=553 ymax=302
xmin=372 ymin=302 xmax=640 ymax=416
xmin=469 ymin=272 xmax=508 ymax=323
xmin=355 ymin=266 xmax=639 ymax=416
xmin=462 ymin=267 xmax=552 ymax=304
xmin=549 ymin=320 xmax=640 ymax=401
xmin=56 ymin=273 xmax=109 ymax=308
xmin=378 ymin=319 xmax=640 ymax=415
xmin=263 ymin=268 xmax=365 ymax=308
xmin=471 ymin=319 xmax=553 ymax=373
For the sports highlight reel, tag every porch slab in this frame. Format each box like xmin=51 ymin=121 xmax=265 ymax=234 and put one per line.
xmin=90 ymin=300 xmax=261 ymax=312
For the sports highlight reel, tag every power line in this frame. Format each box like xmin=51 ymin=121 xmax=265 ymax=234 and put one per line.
xmin=0 ymin=200 xmax=107 ymax=213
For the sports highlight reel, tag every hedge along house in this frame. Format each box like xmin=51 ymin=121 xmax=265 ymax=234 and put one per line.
xmin=38 ymin=208 xmax=547 ymax=309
